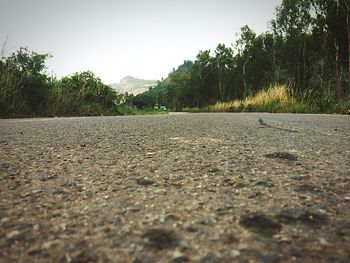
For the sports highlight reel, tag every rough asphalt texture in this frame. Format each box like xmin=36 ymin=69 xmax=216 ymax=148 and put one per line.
xmin=0 ymin=113 xmax=349 ymax=263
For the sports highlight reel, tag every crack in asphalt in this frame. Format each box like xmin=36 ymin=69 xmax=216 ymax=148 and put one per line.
xmin=258 ymin=118 xmax=301 ymax=133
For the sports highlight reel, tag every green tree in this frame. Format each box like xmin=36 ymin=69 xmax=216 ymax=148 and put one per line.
xmin=213 ymin=44 xmax=234 ymax=101
xmin=311 ymin=0 xmax=349 ymax=101
xmin=191 ymin=50 xmax=216 ymax=106
xmin=58 ymin=71 xmax=118 ymax=114
xmin=0 ymin=47 xmax=51 ymax=115
xmin=273 ymin=0 xmax=349 ymax=102
xmin=235 ymin=26 xmax=256 ymax=97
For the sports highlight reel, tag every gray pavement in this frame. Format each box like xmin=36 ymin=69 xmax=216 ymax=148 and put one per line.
xmin=0 ymin=113 xmax=350 ymax=262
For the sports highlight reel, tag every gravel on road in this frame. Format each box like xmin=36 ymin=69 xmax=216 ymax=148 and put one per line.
xmin=0 ymin=113 xmax=349 ymax=262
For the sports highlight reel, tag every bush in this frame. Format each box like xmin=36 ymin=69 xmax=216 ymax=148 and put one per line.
xmin=116 ymin=105 xmax=137 ymax=115
xmin=208 ymin=85 xmax=333 ymax=114
xmin=0 ymin=48 xmax=121 ymax=117
xmin=0 ymin=47 xmax=51 ymax=116
xmin=57 ymin=71 xmax=119 ymax=115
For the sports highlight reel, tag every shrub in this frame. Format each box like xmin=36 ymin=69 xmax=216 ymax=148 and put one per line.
xmin=0 ymin=48 xmax=122 ymax=117
xmin=209 ymin=85 xmax=313 ymax=113
xmin=0 ymin=47 xmax=51 ymax=116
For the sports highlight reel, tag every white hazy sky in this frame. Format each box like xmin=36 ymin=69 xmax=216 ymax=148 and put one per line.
xmin=0 ymin=0 xmax=281 ymax=83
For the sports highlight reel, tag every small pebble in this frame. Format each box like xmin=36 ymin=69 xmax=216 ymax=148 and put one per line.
xmin=317 ymin=209 xmax=327 ymax=214
xmin=230 ymin=249 xmax=241 ymax=258
xmin=159 ymin=214 xmax=166 ymax=223
xmin=42 ymin=241 xmax=53 ymax=249
xmin=33 ymin=224 xmax=39 ymax=231
xmin=319 ymin=237 xmax=329 ymax=246
xmin=172 ymin=249 xmax=183 ymax=259
xmin=1 ymin=217 xmax=9 ymax=224
xmin=6 ymin=230 xmax=20 ymax=239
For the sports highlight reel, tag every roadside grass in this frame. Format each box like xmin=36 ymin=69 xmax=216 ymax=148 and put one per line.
xmin=207 ymin=85 xmax=350 ymax=114
xmin=209 ymin=85 xmax=295 ymax=113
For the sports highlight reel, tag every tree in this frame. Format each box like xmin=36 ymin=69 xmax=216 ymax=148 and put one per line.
xmin=130 ymin=0 xmax=350 ymax=112
xmin=273 ymin=0 xmax=313 ymax=93
xmin=191 ymin=50 xmax=216 ymax=106
xmin=0 ymin=47 xmax=51 ymax=115
xmin=270 ymin=0 xmax=350 ymax=102
xmin=346 ymin=0 xmax=350 ymax=99
xmin=213 ymin=44 xmax=234 ymax=101
xmin=235 ymin=26 xmax=256 ymax=97
xmin=59 ymin=71 xmax=118 ymax=112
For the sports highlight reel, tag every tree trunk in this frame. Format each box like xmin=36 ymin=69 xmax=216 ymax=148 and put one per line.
xmin=218 ymin=78 xmax=223 ymax=102
xmin=347 ymin=3 xmax=350 ymax=99
xmin=297 ymin=54 xmax=300 ymax=92
xmin=217 ymin=65 xmax=225 ymax=102
xmin=303 ymin=40 xmax=307 ymax=91
xmin=273 ymin=36 xmax=277 ymax=84
xmin=334 ymin=37 xmax=344 ymax=102
xmin=243 ymin=59 xmax=249 ymax=97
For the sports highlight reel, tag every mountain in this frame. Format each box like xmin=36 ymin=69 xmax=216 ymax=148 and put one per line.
xmin=110 ymin=76 xmax=158 ymax=95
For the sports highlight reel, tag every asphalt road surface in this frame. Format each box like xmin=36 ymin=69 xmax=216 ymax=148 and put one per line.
xmin=1 ymin=113 xmax=350 ymax=263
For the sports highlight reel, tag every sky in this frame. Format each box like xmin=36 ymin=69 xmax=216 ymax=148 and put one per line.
xmin=0 ymin=0 xmax=282 ymax=84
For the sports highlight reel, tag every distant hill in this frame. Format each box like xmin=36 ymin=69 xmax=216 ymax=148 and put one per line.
xmin=110 ymin=76 xmax=158 ymax=95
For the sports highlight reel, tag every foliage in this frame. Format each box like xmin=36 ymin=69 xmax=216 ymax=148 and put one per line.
xmin=55 ymin=71 xmax=119 ymax=115
xmin=208 ymin=85 xmax=349 ymax=114
xmin=0 ymin=47 xmax=51 ymax=116
xmin=209 ymin=85 xmax=296 ymax=113
xmin=130 ymin=0 xmax=349 ymax=113
xmin=0 ymin=49 xmax=120 ymax=117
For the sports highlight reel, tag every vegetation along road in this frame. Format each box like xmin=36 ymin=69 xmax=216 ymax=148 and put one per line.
xmin=1 ymin=113 xmax=350 ymax=263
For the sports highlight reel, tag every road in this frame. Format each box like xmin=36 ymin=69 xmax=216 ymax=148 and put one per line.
xmin=0 ymin=113 xmax=350 ymax=262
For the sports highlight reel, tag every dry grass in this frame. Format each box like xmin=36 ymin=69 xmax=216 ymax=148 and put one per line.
xmin=243 ymin=85 xmax=290 ymax=105
xmin=209 ymin=85 xmax=295 ymax=112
